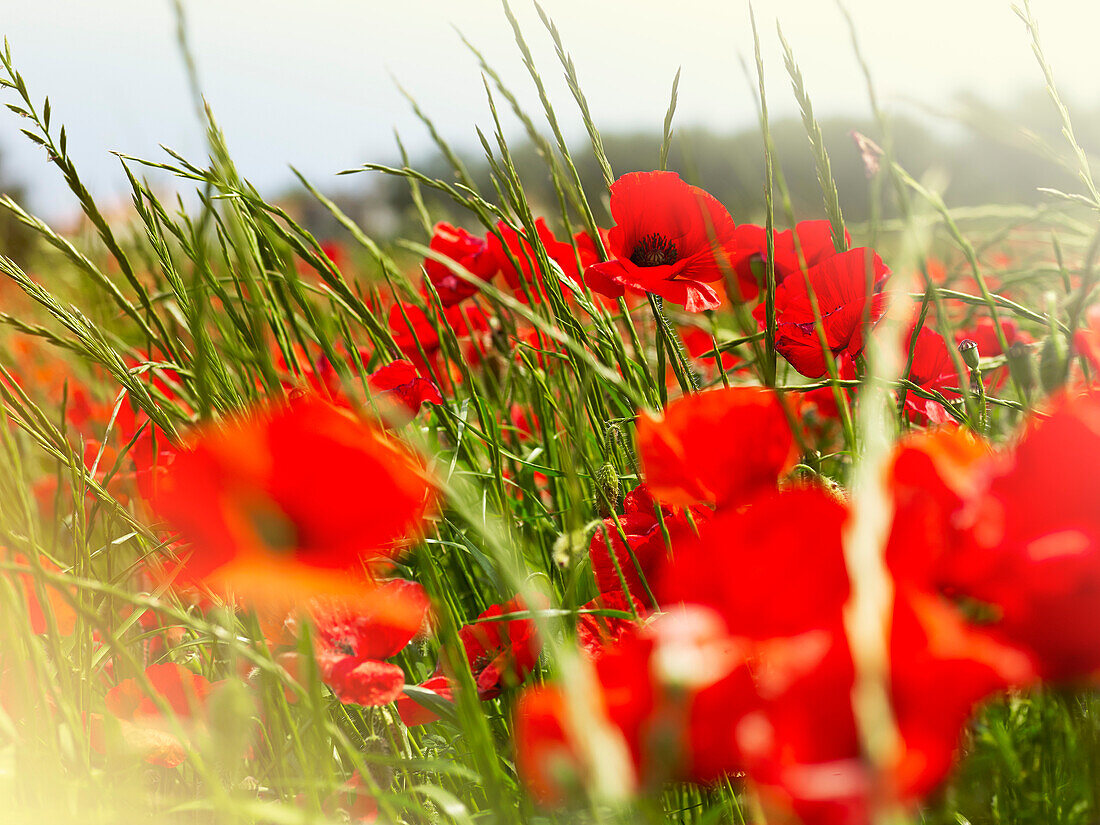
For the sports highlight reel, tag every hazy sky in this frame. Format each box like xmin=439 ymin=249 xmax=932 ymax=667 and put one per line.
xmin=1 ymin=0 xmax=1097 ymax=220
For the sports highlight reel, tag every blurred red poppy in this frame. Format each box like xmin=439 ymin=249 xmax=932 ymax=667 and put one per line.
xmin=954 ymin=393 xmax=1100 ymax=680
xmin=273 ymin=342 xmax=346 ymax=405
xmin=635 ymin=387 xmax=796 ymax=510
xmin=576 ymin=592 xmax=646 ymax=659
xmin=149 ymin=398 xmax=432 ymax=605
xmin=584 ymin=172 xmax=738 ymax=312
xmin=884 ymin=427 xmax=990 ymax=590
xmin=659 ymin=486 xmax=850 ymax=639
xmin=92 ymin=663 xmax=213 ymax=768
xmin=388 ymin=302 xmax=489 ymax=376
xmin=459 ymin=597 xmax=541 ymax=698
xmin=6 ymin=552 xmax=76 ymax=636
xmin=1075 ymin=305 xmax=1100 ymax=376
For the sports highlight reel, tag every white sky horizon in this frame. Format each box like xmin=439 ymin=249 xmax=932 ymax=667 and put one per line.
xmin=1 ymin=0 xmax=1097 ymax=222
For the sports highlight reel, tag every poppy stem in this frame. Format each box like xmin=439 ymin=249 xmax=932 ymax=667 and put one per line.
xmin=647 ymin=294 xmax=698 ymax=397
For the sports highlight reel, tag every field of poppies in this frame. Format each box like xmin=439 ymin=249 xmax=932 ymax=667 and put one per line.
xmin=1 ymin=3 xmax=1100 ymax=824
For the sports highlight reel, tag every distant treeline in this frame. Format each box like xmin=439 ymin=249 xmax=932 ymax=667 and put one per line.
xmin=285 ymin=89 xmax=1100 ymax=245
xmin=0 ymin=152 xmax=30 ymax=259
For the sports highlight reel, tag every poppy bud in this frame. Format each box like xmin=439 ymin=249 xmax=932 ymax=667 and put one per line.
xmin=594 ymin=462 xmax=621 ymax=517
xmin=1006 ymin=341 xmax=1034 ymax=396
xmin=1040 ymin=335 xmax=1067 ymax=395
xmin=957 ymin=339 xmax=980 ymax=370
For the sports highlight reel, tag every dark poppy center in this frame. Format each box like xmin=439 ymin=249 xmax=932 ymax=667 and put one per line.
xmin=336 ymin=636 xmax=357 ymax=656
xmin=630 ymin=233 xmax=678 ymax=267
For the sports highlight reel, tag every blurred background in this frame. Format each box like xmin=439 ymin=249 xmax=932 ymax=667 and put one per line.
xmin=2 ymin=0 xmax=1098 ymax=246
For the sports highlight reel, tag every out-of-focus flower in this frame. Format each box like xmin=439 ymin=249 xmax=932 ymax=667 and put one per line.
xmin=149 ymin=398 xmax=432 ymax=606
xmin=5 ymin=551 xmax=76 ymax=636
xmin=955 ymin=316 xmax=1033 ymax=392
xmin=487 ymin=218 xmax=582 ymax=303
xmin=576 ymin=592 xmax=646 ymax=660
xmin=91 ymin=663 xmax=214 ymax=768
xmin=515 ymin=462 xmax=1034 ymax=820
xmin=903 ymin=325 xmax=963 ymax=425
xmin=1074 ymin=304 xmax=1100 ymax=377
xmin=659 ymin=487 xmax=850 ymax=639
xmin=635 ymin=387 xmax=796 ymax=510
xmin=388 ymin=302 xmax=489 ymax=377
xmin=954 ymin=393 xmax=1100 ymax=680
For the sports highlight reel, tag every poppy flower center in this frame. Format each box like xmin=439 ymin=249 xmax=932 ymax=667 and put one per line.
xmin=630 ymin=233 xmax=678 ymax=268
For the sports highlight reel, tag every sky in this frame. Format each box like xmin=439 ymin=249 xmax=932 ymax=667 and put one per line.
xmin=1 ymin=0 xmax=1097 ymax=220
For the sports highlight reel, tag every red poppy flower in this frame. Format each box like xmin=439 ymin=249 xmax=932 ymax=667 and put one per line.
xmin=459 ymin=598 xmax=542 ymax=698
xmin=635 ymin=387 xmax=796 ymax=510
xmin=888 ymin=592 xmax=1034 ymax=796
xmin=954 ymin=393 xmax=1100 ymax=680
xmin=423 ymin=222 xmax=499 ymax=306
xmin=955 ymin=316 xmax=1030 ymax=361
xmin=659 ymin=486 xmax=851 ymax=639
xmin=680 ymin=324 xmax=742 ymax=374
xmin=700 ymin=597 xmax=1029 ymax=825
xmin=149 ymin=398 xmax=432 ymax=605
xmin=728 ymin=220 xmax=846 ymax=299
xmin=395 ymin=673 xmax=453 ymax=728
xmin=584 ymin=172 xmax=738 ymax=312
xmin=273 ymin=342 xmax=346 ymax=405
xmin=487 ymin=218 xmax=582 ymax=303
xmin=588 ymin=484 xmax=703 ymax=604
xmin=756 ymin=247 xmax=889 ymax=378
xmin=576 ymin=591 xmax=646 ymax=659
xmin=515 ymin=606 xmax=745 ymax=802
xmin=517 ymin=587 xmax=1027 ymax=817
xmin=398 ymin=598 xmax=542 ymax=727
xmin=368 ymin=360 xmax=443 ymax=417
xmin=320 ymin=772 xmax=380 ymax=824
xmin=516 ymin=442 xmax=1035 ymax=816
xmin=884 ymin=427 xmax=990 ymax=591
xmin=4 ymin=335 xmax=113 ymax=433
xmin=902 ymin=325 xmax=963 ymax=423
xmin=774 ymin=221 xmax=847 ymax=276
xmin=513 ymin=687 xmax=584 ymax=804
xmin=513 ymin=617 xmax=671 ymax=803
xmin=665 ymin=484 xmax=1028 ymax=815
xmin=388 ymin=302 xmax=489 ymax=375
xmin=311 ymin=579 xmax=430 ymax=706
xmin=508 ymin=403 xmax=539 ymax=441
xmin=92 ymin=663 xmax=214 ymax=768
xmin=799 ymin=353 xmax=858 ymax=423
